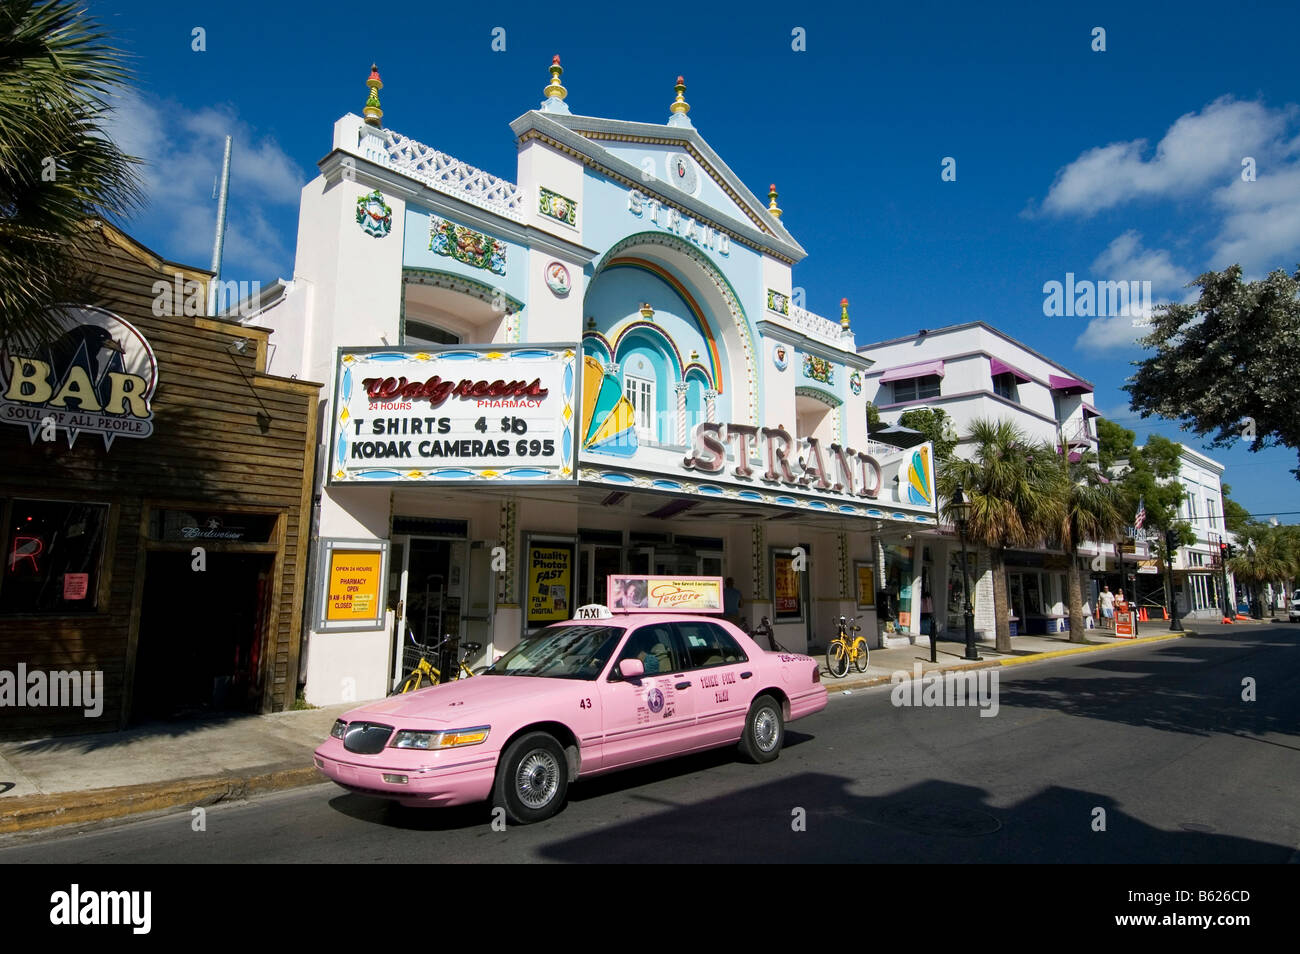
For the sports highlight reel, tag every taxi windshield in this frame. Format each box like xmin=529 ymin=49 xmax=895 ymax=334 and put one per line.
xmin=482 ymin=625 xmax=625 ymax=680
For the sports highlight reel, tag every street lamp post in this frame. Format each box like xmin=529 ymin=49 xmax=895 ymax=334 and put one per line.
xmin=952 ymin=484 xmax=980 ymax=661
xmin=1164 ymin=527 xmax=1184 ymax=632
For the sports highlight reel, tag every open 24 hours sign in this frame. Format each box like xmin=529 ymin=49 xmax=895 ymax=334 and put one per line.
xmin=329 ymin=345 xmax=578 ymax=484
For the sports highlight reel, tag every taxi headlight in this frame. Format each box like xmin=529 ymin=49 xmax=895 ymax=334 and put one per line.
xmin=391 ymin=726 xmax=491 ymax=750
xmin=330 ymin=719 xmax=347 ymax=740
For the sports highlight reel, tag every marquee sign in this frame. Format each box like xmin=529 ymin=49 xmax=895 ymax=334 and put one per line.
xmin=329 ymin=345 xmax=577 ymax=483
xmin=0 ymin=304 xmax=157 ymax=449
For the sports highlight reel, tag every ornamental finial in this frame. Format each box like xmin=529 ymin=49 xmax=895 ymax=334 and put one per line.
xmin=671 ymin=75 xmax=690 ymax=117
xmin=768 ymin=183 xmax=782 ymax=219
xmin=363 ymin=64 xmax=383 ymax=126
xmin=840 ymin=297 xmax=850 ymax=328
xmin=544 ymin=55 xmax=567 ymax=101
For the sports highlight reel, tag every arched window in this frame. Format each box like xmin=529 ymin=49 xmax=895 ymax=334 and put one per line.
xmin=625 ymin=373 xmax=655 ymax=442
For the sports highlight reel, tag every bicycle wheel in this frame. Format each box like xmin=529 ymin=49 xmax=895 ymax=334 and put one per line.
xmin=851 ymin=636 xmax=870 ymax=673
xmin=392 ymin=670 xmax=422 ymax=695
xmin=826 ymin=640 xmax=849 ymax=678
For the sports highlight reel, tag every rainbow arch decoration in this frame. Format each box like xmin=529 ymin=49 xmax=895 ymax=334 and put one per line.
xmin=581 ymin=355 xmax=638 ymax=457
xmin=905 ymin=446 xmax=933 ymax=506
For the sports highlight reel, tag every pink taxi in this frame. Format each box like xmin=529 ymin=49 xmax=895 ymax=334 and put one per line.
xmin=314 ymin=607 xmax=826 ymax=823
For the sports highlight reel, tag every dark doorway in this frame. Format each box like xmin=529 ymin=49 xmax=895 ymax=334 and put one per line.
xmin=132 ymin=551 xmax=273 ymax=721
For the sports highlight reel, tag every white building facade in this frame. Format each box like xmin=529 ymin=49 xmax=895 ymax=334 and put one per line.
xmin=858 ymin=322 xmax=1118 ymax=644
xmin=1165 ymin=446 xmax=1236 ymax=619
xmin=246 ymin=63 xmax=937 ymax=705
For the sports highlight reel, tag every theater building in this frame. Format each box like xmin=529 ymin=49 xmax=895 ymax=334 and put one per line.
xmin=0 ymin=223 xmax=320 ymax=737
xmin=249 ymin=62 xmax=937 ymax=706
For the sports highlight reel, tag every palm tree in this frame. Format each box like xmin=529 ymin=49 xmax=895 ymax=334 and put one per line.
xmin=1050 ymin=448 xmax=1125 ymax=643
xmin=0 ymin=0 xmax=142 ymax=353
xmin=1228 ymin=528 xmax=1297 ymax=617
xmin=937 ymin=418 xmax=1063 ymax=652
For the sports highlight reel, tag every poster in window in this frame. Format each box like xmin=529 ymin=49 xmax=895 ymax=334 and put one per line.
xmin=773 ymin=551 xmax=802 ymax=620
xmin=326 ymin=550 xmax=383 ymax=621
xmin=854 ymin=563 xmax=876 ymax=608
xmin=526 ymin=544 xmax=573 ymax=627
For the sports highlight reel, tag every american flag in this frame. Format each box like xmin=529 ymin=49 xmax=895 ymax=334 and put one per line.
xmin=1134 ymin=496 xmax=1146 ymax=531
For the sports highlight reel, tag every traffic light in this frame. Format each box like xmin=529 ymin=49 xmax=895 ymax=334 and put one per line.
xmin=1227 ymin=544 xmax=1236 ymax=559
xmin=1219 ymin=542 xmax=1229 ymax=561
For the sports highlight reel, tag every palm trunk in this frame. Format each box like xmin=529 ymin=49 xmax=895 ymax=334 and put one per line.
xmin=991 ymin=547 xmax=1011 ymax=653
xmin=1067 ymin=562 xmax=1088 ymax=643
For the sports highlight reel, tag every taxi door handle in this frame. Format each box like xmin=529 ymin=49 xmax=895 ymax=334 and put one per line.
xmin=675 ymin=681 xmax=691 ymax=690
xmin=740 ymin=672 xmax=753 ymax=679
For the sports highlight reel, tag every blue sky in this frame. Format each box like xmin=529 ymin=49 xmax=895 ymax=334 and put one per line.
xmin=96 ymin=0 xmax=1300 ymax=518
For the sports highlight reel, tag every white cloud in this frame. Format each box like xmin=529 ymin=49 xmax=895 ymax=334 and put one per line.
xmin=1091 ymin=230 xmax=1190 ymax=294
xmin=102 ymin=90 xmax=305 ymax=281
xmin=1041 ymin=96 xmax=1293 ymax=216
xmin=1210 ymin=165 xmax=1300 ymax=274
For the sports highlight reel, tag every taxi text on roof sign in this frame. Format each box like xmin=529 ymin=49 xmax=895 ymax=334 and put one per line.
xmin=606 ymin=576 xmax=724 ymax=614
xmin=572 ymin=604 xmax=614 ymax=620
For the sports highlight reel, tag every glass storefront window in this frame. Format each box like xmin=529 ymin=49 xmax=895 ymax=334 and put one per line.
xmin=1 ymin=500 xmax=109 ymax=614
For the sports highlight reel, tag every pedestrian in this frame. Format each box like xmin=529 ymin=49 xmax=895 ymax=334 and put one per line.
xmin=723 ymin=576 xmax=743 ymax=627
xmin=1099 ymin=585 xmax=1115 ymax=630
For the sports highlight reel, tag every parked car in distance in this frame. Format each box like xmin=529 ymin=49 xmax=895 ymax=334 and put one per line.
xmin=1289 ymin=591 xmax=1300 ymax=622
xmin=314 ymin=607 xmax=827 ymax=823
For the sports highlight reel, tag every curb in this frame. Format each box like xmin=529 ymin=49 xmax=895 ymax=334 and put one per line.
xmin=0 ymin=763 xmax=323 ymax=835
xmin=823 ymin=630 xmax=1193 ymax=695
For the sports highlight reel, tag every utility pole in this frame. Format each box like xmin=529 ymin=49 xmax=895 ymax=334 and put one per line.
xmin=207 ymin=135 xmax=233 ymax=317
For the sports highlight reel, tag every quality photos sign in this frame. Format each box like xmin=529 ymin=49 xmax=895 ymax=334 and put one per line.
xmin=330 ymin=345 xmax=578 ymax=483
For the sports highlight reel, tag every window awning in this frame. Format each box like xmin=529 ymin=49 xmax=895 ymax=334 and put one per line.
xmin=1082 ymin=402 xmax=1101 ymax=418
xmin=1049 ymin=373 xmax=1090 ymax=395
xmin=879 ymin=359 xmax=945 ymax=384
xmin=989 ymin=357 xmax=1031 ymax=383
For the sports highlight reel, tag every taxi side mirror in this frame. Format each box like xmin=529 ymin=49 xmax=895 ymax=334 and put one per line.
xmin=618 ymin=658 xmax=645 ymax=680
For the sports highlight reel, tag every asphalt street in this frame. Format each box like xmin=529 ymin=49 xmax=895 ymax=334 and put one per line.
xmin=3 ymin=622 xmax=1296 ymax=863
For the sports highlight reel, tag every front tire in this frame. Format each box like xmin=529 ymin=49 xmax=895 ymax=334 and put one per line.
xmin=492 ymin=732 xmax=569 ymax=825
xmin=739 ymin=694 xmax=785 ymax=763
xmin=852 ymin=636 xmax=870 ymax=673
xmin=826 ymin=641 xmax=849 ymax=678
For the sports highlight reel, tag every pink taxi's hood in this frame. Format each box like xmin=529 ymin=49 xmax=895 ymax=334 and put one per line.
xmin=340 ymin=675 xmax=578 ymax=727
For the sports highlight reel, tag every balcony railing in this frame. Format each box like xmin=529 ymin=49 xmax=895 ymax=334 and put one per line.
xmin=381 ymin=130 xmax=525 ymax=221
xmin=788 ymin=305 xmax=855 ymax=350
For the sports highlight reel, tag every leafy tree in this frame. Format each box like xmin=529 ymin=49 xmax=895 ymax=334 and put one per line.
xmin=1049 ymin=448 xmax=1125 ymax=643
xmin=937 ymin=418 xmax=1063 ymax=652
xmin=1126 ymin=265 xmax=1300 ymax=480
xmin=866 ymin=401 xmax=881 ymax=432
xmin=1098 ymin=420 xmax=1194 ymax=613
xmin=0 ymin=0 xmax=142 ymax=353
xmin=897 ymin=407 xmax=959 ymax=461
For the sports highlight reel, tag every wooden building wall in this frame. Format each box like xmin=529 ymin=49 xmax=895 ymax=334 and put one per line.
xmin=0 ymin=225 xmax=320 ymax=738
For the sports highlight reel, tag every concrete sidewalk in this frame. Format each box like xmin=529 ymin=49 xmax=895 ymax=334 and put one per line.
xmin=0 ymin=627 xmax=1194 ymax=835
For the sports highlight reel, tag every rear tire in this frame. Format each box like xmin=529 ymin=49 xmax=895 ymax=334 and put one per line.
xmin=739 ymin=694 xmax=784 ymax=763
xmin=492 ymin=732 xmax=569 ymax=825
xmin=826 ymin=641 xmax=849 ymax=678
xmin=852 ymin=636 xmax=870 ymax=673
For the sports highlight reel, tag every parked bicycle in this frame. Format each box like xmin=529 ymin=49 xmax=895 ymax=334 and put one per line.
xmin=825 ymin=615 xmax=868 ymax=677
xmin=391 ymin=629 xmax=480 ymax=695
xmin=749 ymin=615 xmax=784 ymax=652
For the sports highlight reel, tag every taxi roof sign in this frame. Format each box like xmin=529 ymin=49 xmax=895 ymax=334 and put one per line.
xmin=573 ymin=604 xmax=614 ymax=620
xmin=607 ymin=575 xmax=725 ymax=614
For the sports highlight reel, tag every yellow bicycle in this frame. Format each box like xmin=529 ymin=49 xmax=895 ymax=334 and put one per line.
xmin=825 ymin=615 xmax=868 ymax=677
xmin=391 ymin=633 xmax=480 ymax=694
